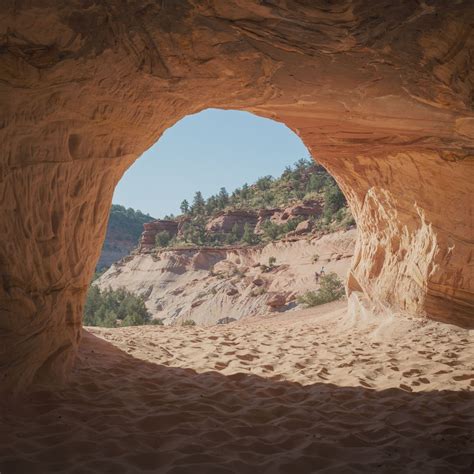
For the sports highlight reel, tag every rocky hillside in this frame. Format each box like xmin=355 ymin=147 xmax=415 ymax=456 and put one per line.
xmin=97 ymin=205 xmax=155 ymax=269
xmin=138 ymin=158 xmax=354 ymax=252
xmin=97 ymin=229 xmax=356 ymax=326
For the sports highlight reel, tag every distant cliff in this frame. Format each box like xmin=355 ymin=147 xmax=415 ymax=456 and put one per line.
xmin=97 ymin=205 xmax=155 ymax=270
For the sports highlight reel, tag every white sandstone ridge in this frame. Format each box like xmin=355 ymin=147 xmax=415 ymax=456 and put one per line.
xmin=96 ymin=229 xmax=356 ymax=326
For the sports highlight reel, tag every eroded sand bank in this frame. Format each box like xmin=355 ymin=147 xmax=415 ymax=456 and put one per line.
xmin=1 ymin=302 xmax=473 ymax=473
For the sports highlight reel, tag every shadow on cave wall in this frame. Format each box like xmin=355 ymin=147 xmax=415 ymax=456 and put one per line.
xmin=0 ymin=332 xmax=472 ymax=473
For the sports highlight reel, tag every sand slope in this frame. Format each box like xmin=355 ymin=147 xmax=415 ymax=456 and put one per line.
xmin=1 ymin=303 xmax=473 ymax=473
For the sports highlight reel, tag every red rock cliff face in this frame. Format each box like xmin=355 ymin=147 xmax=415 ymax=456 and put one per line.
xmin=0 ymin=1 xmax=473 ymax=392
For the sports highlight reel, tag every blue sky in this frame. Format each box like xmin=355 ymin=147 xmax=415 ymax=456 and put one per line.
xmin=113 ymin=109 xmax=309 ymax=218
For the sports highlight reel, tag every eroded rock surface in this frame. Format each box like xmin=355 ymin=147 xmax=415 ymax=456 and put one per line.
xmin=0 ymin=1 xmax=473 ymax=391
xmin=96 ymin=230 xmax=356 ymax=325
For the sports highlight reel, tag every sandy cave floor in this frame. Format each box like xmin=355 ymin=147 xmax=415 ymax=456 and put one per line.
xmin=1 ymin=301 xmax=473 ymax=473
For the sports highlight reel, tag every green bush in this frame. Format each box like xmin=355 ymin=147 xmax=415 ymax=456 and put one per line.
xmin=181 ymin=319 xmax=196 ymax=326
xmin=155 ymin=230 xmax=171 ymax=248
xmin=83 ymin=286 xmax=153 ymax=327
xmin=261 ymin=220 xmax=280 ymax=240
xmin=297 ymin=273 xmax=345 ymax=307
xmin=242 ymin=223 xmax=260 ymax=245
xmin=323 ymin=184 xmax=346 ymax=220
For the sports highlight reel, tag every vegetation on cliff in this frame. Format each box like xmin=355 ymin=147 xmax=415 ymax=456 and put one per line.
xmin=98 ymin=205 xmax=155 ymax=269
xmin=181 ymin=158 xmax=347 ymax=217
xmin=105 ymin=205 xmax=155 ymax=245
xmin=155 ymin=158 xmax=353 ymax=248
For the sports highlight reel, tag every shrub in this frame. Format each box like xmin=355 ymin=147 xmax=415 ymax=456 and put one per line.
xmin=84 ymin=286 xmax=152 ymax=327
xmin=323 ymin=184 xmax=346 ymax=220
xmin=261 ymin=220 xmax=281 ymax=240
xmin=242 ymin=223 xmax=260 ymax=245
xmin=312 ymin=254 xmax=319 ymax=263
xmin=182 ymin=319 xmax=196 ymax=326
xmin=297 ymin=273 xmax=345 ymax=307
xmin=150 ymin=318 xmax=164 ymax=325
xmin=250 ymin=287 xmax=266 ymax=297
xmin=155 ymin=230 xmax=171 ymax=248
xmin=268 ymin=256 xmax=276 ymax=267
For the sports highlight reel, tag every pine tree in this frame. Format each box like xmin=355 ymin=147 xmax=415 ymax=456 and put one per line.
xmin=180 ymin=199 xmax=190 ymax=214
xmin=192 ymin=191 xmax=205 ymax=215
xmin=218 ymin=187 xmax=229 ymax=209
xmin=242 ymin=223 xmax=258 ymax=245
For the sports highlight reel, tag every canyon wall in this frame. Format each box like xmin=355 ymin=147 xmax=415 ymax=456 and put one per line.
xmin=0 ymin=1 xmax=473 ymax=392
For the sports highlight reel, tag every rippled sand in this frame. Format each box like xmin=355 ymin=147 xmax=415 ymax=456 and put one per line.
xmin=1 ymin=302 xmax=473 ymax=473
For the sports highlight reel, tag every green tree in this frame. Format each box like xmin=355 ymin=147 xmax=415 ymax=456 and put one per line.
xmin=102 ymin=310 xmax=117 ymax=328
xmin=205 ymin=195 xmax=219 ymax=215
xmin=192 ymin=191 xmax=206 ymax=215
xmin=324 ymin=183 xmax=346 ymax=220
xmin=155 ymin=230 xmax=171 ymax=248
xmin=242 ymin=223 xmax=259 ymax=245
xmin=256 ymin=175 xmax=273 ymax=191
xmin=307 ymin=173 xmax=327 ymax=193
xmin=218 ymin=187 xmax=229 ymax=209
xmin=261 ymin=220 xmax=281 ymax=240
xmin=297 ymin=273 xmax=345 ymax=307
xmin=240 ymin=183 xmax=250 ymax=201
xmin=83 ymin=286 xmax=153 ymax=327
xmin=180 ymin=199 xmax=190 ymax=214
xmin=122 ymin=312 xmax=147 ymax=326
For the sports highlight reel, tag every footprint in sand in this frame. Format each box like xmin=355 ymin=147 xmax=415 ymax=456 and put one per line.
xmin=453 ymin=374 xmax=474 ymax=381
xmin=237 ymin=353 xmax=259 ymax=362
xmin=402 ymin=369 xmax=422 ymax=377
xmin=214 ymin=361 xmax=229 ymax=370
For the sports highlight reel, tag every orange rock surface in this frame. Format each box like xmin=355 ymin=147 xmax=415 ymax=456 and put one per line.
xmin=0 ymin=1 xmax=473 ymax=392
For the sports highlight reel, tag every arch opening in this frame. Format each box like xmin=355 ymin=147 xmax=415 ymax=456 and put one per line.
xmin=89 ymin=109 xmax=355 ymax=328
xmin=0 ymin=1 xmax=473 ymax=394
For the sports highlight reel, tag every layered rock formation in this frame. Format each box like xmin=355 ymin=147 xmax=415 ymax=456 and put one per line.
xmin=0 ymin=1 xmax=473 ymax=392
xmin=205 ymin=210 xmax=258 ymax=234
xmin=254 ymin=200 xmax=322 ymax=233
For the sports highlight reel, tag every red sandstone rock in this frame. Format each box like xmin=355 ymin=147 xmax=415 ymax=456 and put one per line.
xmin=226 ymin=287 xmax=239 ymax=296
xmin=295 ymin=220 xmax=313 ymax=235
xmin=267 ymin=294 xmax=287 ymax=308
xmin=205 ymin=210 xmax=258 ymax=234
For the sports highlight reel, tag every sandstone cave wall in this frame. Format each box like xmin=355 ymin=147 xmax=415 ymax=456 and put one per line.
xmin=0 ymin=0 xmax=473 ymax=392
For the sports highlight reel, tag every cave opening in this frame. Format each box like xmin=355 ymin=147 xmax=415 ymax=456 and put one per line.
xmin=88 ymin=109 xmax=355 ymax=328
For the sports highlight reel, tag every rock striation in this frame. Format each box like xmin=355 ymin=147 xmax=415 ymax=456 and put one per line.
xmin=0 ymin=1 xmax=473 ymax=392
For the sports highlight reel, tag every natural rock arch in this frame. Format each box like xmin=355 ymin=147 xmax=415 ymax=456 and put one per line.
xmin=1 ymin=1 xmax=473 ymax=392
